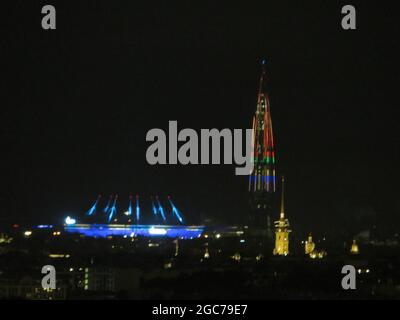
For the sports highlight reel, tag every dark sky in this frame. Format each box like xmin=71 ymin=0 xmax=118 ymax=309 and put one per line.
xmin=1 ymin=1 xmax=400 ymax=235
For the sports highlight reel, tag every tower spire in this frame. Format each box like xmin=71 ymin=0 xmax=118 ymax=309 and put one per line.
xmin=249 ymin=60 xmax=276 ymax=193
xmin=280 ymin=176 xmax=285 ymax=219
xmin=273 ymin=175 xmax=291 ymax=256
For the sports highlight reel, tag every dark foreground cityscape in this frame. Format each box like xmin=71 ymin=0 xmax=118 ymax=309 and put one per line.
xmin=1 ymin=222 xmax=400 ymax=299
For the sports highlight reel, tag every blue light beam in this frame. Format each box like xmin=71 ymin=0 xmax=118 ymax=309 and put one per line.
xmin=156 ymin=197 xmax=166 ymax=222
xmin=86 ymin=195 xmax=101 ymax=216
xmin=108 ymin=195 xmax=118 ymax=222
xmin=135 ymin=195 xmax=140 ymax=223
xmin=103 ymin=195 xmax=113 ymax=213
xmin=168 ymin=197 xmax=184 ymax=224
xmin=128 ymin=196 xmax=133 ymax=216
xmin=151 ymin=197 xmax=157 ymax=216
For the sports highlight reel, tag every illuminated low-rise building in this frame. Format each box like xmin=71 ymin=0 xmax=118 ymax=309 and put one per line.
xmin=304 ymin=233 xmax=327 ymax=259
xmin=305 ymin=233 xmax=316 ymax=255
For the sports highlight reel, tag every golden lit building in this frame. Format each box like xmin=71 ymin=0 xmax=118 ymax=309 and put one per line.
xmin=273 ymin=176 xmax=291 ymax=256
xmin=350 ymin=239 xmax=359 ymax=255
xmin=304 ymin=233 xmax=327 ymax=259
xmin=305 ymin=233 xmax=315 ymax=255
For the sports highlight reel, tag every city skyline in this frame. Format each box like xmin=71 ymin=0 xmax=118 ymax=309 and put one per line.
xmin=2 ymin=1 xmax=399 ymax=237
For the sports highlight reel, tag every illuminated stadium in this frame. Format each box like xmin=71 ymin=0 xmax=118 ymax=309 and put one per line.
xmin=63 ymin=195 xmax=205 ymax=239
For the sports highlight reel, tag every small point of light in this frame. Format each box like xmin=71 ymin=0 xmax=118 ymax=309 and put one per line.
xmin=49 ymin=254 xmax=69 ymax=258
xmin=24 ymin=230 xmax=32 ymax=237
xmin=148 ymin=242 xmax=160 ymax=247
xmin=124 ymin=211 xmax=130 ymax=216
xmin=240 ymin=239 xmax=245 ymax=243
xmin=37 ymin=225 xmax=53 ymax=229
xmin=215 ymin=233 xmax=221 ymax=239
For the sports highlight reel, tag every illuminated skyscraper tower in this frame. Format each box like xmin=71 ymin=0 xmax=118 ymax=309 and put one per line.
xmin=249 ymin=60 xmax=276 ymax=235
xmin=273 ymin=176 xmax=291 ymax=256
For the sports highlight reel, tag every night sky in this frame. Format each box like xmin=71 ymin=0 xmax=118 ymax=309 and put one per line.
xmin=2 ymin=1 xmax=399 ymax=235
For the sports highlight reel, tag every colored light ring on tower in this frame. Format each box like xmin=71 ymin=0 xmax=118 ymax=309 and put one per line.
xmin=64 ymin=224 xmax=204 ymax=239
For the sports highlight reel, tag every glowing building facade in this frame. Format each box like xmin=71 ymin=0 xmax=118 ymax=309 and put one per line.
xmin=350 ymin=239 xmax=359 ymax=255
xmin=273 ymin=176 xmax=291 ymax=256
xmin=305 ymin=233 xmax=316 ymax=255
xmin=249 ymin=60 xmax=277 ymax=236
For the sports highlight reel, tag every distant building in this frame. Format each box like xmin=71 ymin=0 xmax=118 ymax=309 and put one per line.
xmin=82 ymin=267 xmax=142 ymax=298
xmin=304 ymin=233 xmax=327 ymax=259
xmin=305 ymin=233 xmax=316 ymax=255
xmin=0 ymin=276 xmax=66 ymax=300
